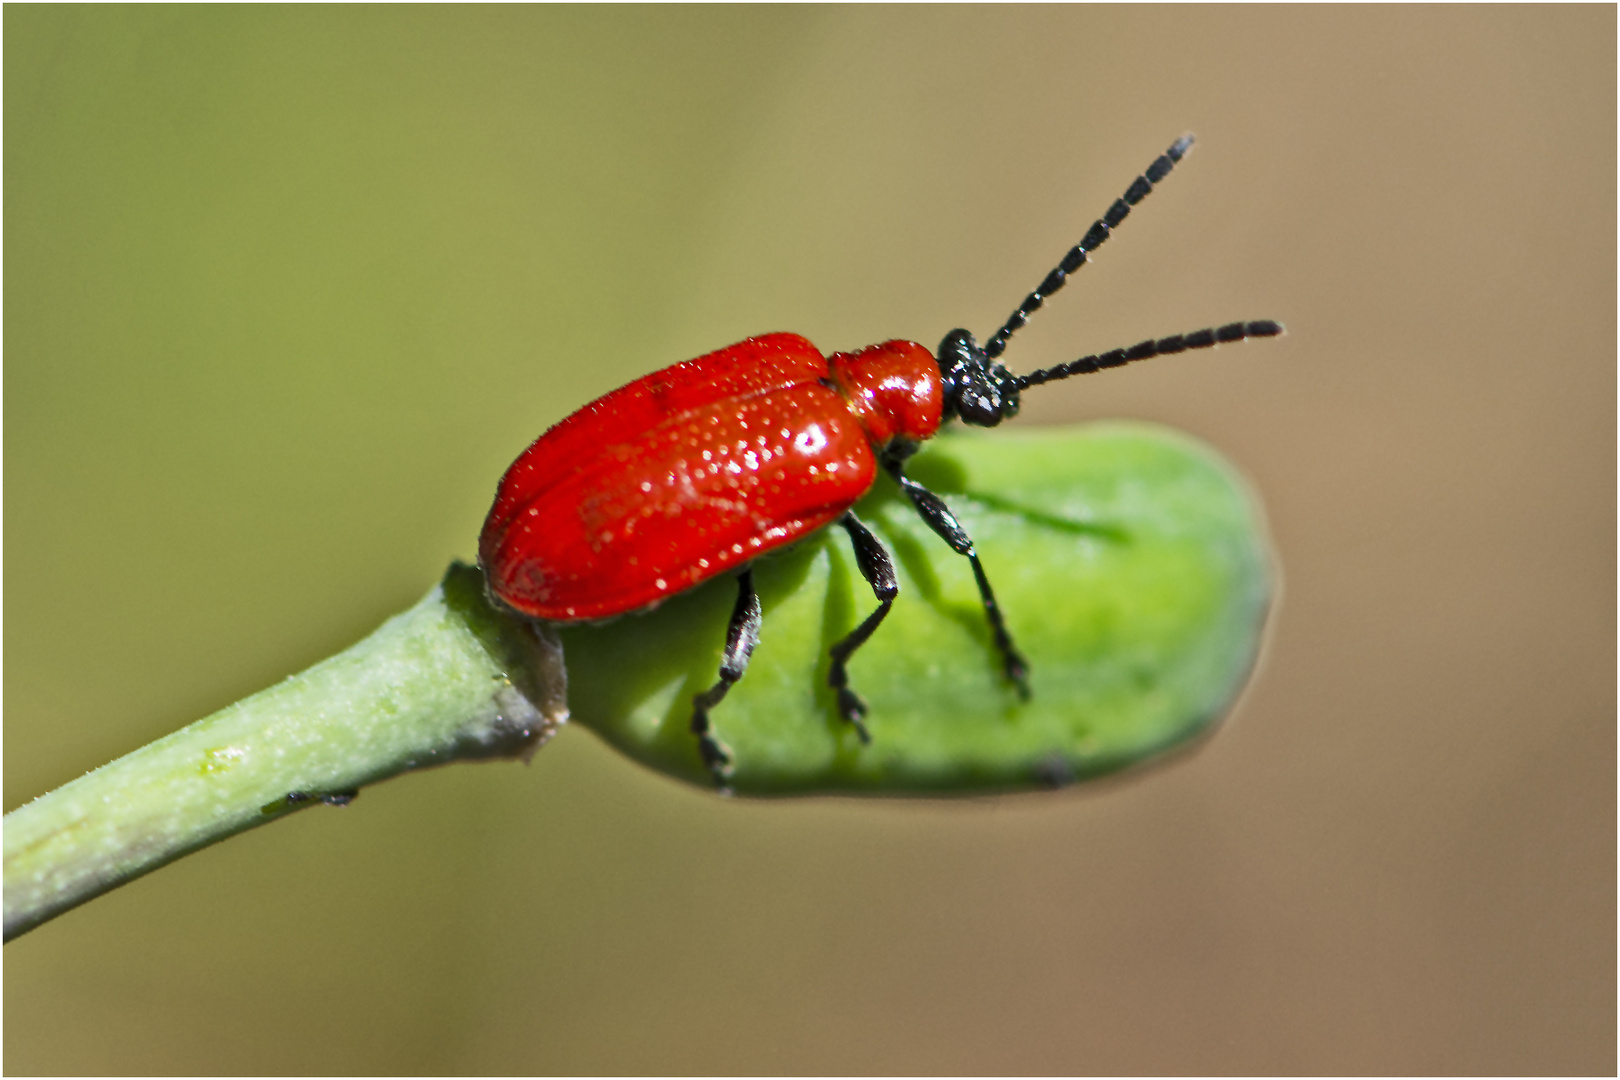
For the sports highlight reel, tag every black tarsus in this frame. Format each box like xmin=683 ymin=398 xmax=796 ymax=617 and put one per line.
xmin=1014 ymin=320 xmax=1284 ymax=390
xmin=827 ymin=512 xmax=900 ymax=743
xmin=885 ymin=461 xmax=1030 ymax=697
xmin=983 ymin=133 xmax=1195 ymax=361
xmin=690 ymin=568 xmax=762 ymax=791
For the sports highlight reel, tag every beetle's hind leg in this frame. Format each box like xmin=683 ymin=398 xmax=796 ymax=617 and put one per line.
xmin=887 ymin=464 xmax=1031 ymax=697
xmin=828 ymin=512 xmax=900 ymax=743
xmin=690 ymin=568 xmax=762 ymax=792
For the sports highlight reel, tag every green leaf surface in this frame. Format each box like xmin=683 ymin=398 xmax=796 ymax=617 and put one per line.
xmin=562 ymin=422 xmax=1273 ymax=794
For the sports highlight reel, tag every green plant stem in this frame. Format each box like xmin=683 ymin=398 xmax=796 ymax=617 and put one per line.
xmin=4 ymin=425 xmax=1274 ymax=940
xmin=2 ymin=565 xmax=564 ymax=941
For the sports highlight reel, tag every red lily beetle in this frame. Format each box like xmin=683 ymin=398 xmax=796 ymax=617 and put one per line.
xmin=480 ymin=134 xmax=1282 ymax=788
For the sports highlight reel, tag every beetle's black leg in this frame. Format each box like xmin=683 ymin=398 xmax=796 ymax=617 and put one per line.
xmin=886 ymin=464 xmax=1031 ymax=697
xmin=690 ymin=568 xmax=762 ymax=792
xmin=828 ymin=512 xmax=899 ymax=744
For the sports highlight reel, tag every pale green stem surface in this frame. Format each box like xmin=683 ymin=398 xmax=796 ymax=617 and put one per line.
xmin=3 ymin=569 xmax=566 ymax=941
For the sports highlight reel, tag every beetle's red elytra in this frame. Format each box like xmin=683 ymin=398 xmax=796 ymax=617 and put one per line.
xmin=479 ymin=134 xmax=1282 ymax=789
xmin=481 ymin=335 xmax=939 ymax=622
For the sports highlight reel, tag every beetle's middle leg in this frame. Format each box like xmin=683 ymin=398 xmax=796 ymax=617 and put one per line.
xmin=690 ymin=567 xmax=761 ymax=791
xmin=887 ymin=464 xmax=1031 ymax=697
xmin=828 ymin=511 xmax=899 ymax=743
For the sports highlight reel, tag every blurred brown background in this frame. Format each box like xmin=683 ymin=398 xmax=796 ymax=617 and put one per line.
xmin=5 ymin=7 xmax=1613 ymax=1074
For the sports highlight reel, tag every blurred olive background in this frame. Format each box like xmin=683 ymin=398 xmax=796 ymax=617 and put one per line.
xmin=6 ymin=6 xmax=1613 ymax=1074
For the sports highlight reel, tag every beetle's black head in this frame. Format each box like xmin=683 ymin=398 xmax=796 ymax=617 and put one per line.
xmin=936 ymin=329 xmax=1021 ymax=428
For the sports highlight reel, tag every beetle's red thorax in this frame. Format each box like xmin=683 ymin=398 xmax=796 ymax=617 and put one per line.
xmin=827 ymin=340 xmax=943 ymax=451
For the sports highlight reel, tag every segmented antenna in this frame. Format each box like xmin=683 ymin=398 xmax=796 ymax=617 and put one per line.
xmin=1013 ymin=320 xmax=1284 ymax=390
xmin=983 ymin=133 xmax=1195 ymax=362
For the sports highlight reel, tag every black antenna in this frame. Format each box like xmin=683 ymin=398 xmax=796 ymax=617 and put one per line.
xmin=1013 ymin=320 xmax=1284 ymax=390
xmin=983 ymin=133 xmax=1195 ymax=362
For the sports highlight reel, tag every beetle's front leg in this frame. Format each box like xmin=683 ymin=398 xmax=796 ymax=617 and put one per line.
xmin=886 ymin=463 xmax=1031 ymax=697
